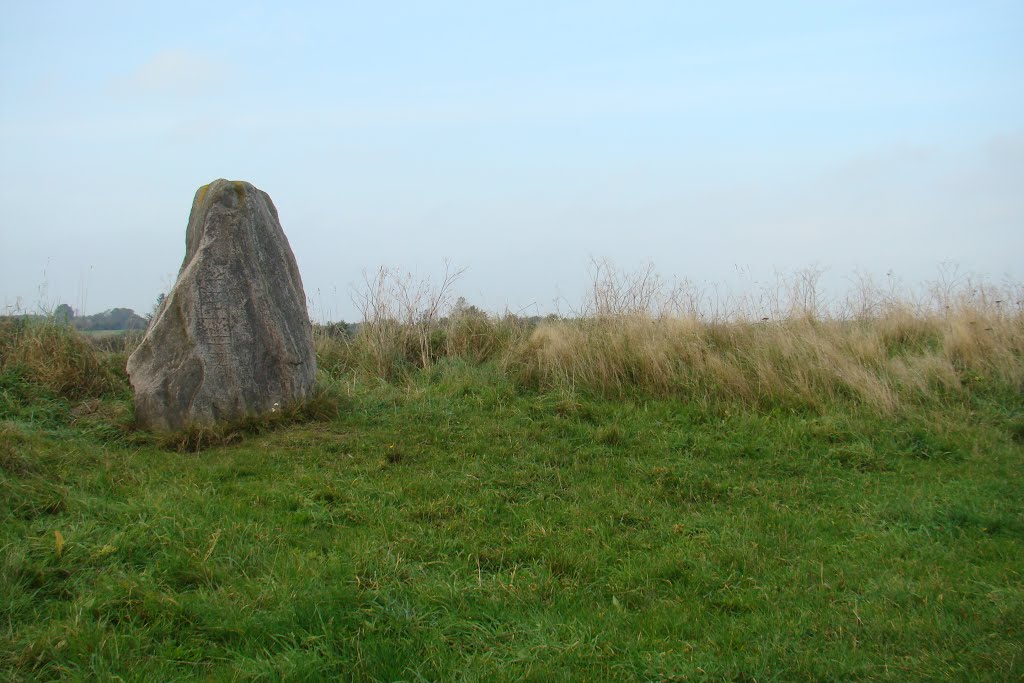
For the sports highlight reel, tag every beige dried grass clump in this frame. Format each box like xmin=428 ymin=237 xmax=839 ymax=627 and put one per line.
xmin=505 ymin=263 xmax=1023 ymax=411
xmin=0 ymin=318 xmax=119 ymax=399
xmin=315 ymin=260 xmax=1021 ymax=411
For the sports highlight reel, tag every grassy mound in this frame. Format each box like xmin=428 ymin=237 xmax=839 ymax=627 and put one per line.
xmin=0 ymin=318 xmax=124 ymax=400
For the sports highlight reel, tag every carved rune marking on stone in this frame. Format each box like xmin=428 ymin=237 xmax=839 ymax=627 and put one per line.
xmin=198 ymin=264 xmax=232 ymax=364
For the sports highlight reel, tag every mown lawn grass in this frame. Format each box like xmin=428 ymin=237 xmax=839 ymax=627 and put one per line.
xmin=2 ymin=355 xmax=1022 ymax=681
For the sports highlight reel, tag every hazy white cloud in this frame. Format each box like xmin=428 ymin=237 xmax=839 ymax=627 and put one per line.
xmin=111 ymin=50 xmax=229 ymax=98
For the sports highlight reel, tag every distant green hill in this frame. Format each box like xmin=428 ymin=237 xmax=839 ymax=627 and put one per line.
xmin=2 ymin=306 xmax=148 ymax=333
xmin=45 ymin=303 xmax=149 ymax=331
xmin=71 ymin=307 xmax=148 ymax=332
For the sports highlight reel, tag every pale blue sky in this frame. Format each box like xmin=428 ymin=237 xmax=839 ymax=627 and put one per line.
xmin=2 ymin=1 xmax=1022 ymax=320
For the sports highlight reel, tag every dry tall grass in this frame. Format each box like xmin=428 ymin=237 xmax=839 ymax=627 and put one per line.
xmin=347 ymin=263 xmax=467 ymax=377
xmin=0 ymin=318 xmax=122 ymax=398
xmin=317 ymin=264 xmax=530 ymax=380
xmin=329 ymin=262 xmax=1023 ymax=412
xmin=510 ymin=265 xmax=1023 ymax=410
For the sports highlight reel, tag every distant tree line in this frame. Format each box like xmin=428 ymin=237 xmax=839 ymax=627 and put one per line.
xmin=52 ymin=304 xmax=148 ymax=331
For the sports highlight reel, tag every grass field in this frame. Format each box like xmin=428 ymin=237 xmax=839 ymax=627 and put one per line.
xmin=1 ymin=274 xmax=1022 ymax=681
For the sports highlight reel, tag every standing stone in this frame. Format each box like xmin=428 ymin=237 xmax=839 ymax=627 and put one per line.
xmin=127 ymin=179 xmax=316 ymax=431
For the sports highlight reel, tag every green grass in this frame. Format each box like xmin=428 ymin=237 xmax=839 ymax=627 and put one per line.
xmin=2 ymin=351 xmax=1022 ymax=681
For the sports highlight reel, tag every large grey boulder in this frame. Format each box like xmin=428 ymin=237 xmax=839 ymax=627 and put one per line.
xmin=127 ymin=179 xmax=316 ymax=431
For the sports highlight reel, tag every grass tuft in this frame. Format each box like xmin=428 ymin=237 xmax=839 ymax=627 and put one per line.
xmin=0 ymin=318 xmax=121 ymax=399
xmin=156 ymin=386 xmax=345 ymax=452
